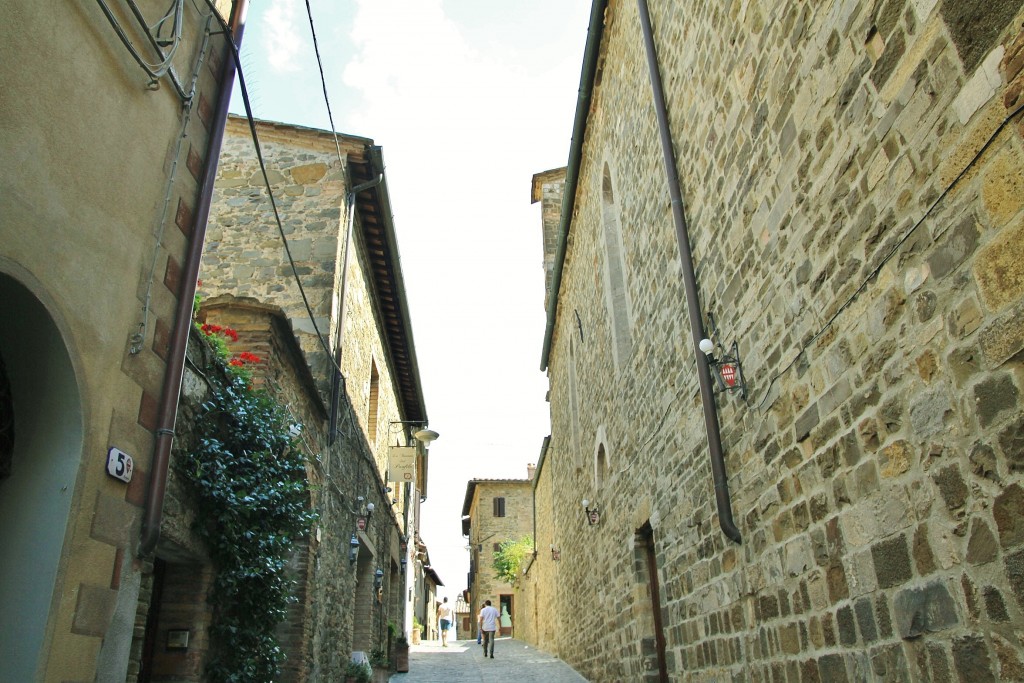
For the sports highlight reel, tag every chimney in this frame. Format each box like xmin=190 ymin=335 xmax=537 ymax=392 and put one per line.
xmin=527 ymin=463 xmax=536 ymax=480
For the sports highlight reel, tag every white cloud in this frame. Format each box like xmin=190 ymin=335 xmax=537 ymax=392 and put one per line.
xmin=263 ymin=0 xmax=304 ymax=73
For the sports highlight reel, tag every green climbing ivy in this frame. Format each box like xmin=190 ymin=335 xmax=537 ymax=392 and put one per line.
xmin=178 ymin=370 xmax=316 ymax=682
xmin=493 ymin=534 xmax=534 ymax=584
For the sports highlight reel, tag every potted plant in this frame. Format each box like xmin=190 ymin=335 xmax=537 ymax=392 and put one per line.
xmin=344 ymin=660 xmax=371 ymax=683
xmin=411 ymin=616 xmax=423 ymax=645
xmin=393 ymin=633 xmax=410 ymax=672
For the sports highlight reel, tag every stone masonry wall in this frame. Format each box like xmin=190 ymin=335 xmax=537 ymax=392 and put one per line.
xmin=203 ymin=116 xmax=407 ymax=512
xmin=516 ymin=452 xmax=562 ymax=651
xmin=536 ymin=1 xmax=1024 ymax=681
xmin=203 ymin=116 xmax=363 ymax=399
xmin=533 ymin=168 xmax=568 ymax=307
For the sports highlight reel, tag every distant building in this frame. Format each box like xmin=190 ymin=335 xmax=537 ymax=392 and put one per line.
xmin=462 ymin=466 xmax=535 ymax=637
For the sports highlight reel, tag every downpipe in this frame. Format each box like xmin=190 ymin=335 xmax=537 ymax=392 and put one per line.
xmin=637 ymin=0 xmax=741 ymax=544
xmin=140 ymin=0 xmax=249 ymax=556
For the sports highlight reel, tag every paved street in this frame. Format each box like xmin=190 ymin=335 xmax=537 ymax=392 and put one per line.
xmin=391 ymin=637 xmax=589 ymax=683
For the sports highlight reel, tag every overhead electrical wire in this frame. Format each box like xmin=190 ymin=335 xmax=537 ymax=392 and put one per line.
xmin=222 ymin=35 xmax=344 ymax=376
xmin=303 ymin=0 xmax=346 ymax=168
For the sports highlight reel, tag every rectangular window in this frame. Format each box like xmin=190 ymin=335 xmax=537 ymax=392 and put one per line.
xmin=493 ymin=497 xmax=506 ymax=517
xmin=493 ymin=542 xmax=501 ymax=553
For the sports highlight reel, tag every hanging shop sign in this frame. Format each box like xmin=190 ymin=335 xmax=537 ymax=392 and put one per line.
xmin=389 ymin=446 xmax=417 ymax=482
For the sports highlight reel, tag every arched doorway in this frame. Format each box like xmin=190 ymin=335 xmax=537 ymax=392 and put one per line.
xmin=0 ymin=272 xmax=83 ymax=681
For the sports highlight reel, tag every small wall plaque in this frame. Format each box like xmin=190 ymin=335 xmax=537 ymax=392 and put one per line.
xmin=166 ymin=629 xmax=190 ymax=650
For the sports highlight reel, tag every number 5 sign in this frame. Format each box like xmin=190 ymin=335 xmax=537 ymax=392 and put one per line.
xmin=106 ymin=447 xmax=134 ymax=483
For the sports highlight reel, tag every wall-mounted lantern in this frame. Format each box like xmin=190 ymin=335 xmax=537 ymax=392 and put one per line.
xmin=349 ymin=534 xmax=360 ymax=564
xmin=582 ymin=499 xmax=600 ymax=525
xmin=699 ymin=312 xmax=747 ymax=400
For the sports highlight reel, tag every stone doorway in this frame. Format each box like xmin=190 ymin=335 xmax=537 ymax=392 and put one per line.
xmin=0 ymin=273 xmax=83 ymax=682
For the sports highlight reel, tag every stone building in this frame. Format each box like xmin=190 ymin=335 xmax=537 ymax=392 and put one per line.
xmin=407 ymin=536 xmax=444 ymax=641
xmin=519 ymin=0 xmax=1024 ymax=681
xmin=462 ymin=470 xmax=535 ymax=637
xmin=0 ymin=1 xmax=243 ymax=680
xmin=197 ymin=114 xmax=435 ymax=676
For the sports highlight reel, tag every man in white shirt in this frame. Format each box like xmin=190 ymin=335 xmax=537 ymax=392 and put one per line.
xmin=478 ymin=600 xmax=500 ymax=659
xmin=437 ymin=597 xmax=453 ymax=647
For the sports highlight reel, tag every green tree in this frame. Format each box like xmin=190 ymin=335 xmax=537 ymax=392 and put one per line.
xmin=492 ymin=535 xmax=533 ymax=584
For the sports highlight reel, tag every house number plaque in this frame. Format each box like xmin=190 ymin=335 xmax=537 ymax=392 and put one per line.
xmin=106 ymin=447 xmax=134 ymax=483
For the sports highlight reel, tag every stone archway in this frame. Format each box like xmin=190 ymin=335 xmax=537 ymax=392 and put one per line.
xmin=0 ymin=272 xmax=84 ymax=681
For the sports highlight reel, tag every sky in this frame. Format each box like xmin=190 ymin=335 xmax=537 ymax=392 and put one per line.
xmin=229 ymin=0 xmax=592 ymax=600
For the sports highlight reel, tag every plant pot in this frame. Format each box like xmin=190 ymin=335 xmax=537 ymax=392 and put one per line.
xmin=372 ymin=667 xmax=390 ymax=683
xmin=394 ymin=641 xmax=409 ymax=672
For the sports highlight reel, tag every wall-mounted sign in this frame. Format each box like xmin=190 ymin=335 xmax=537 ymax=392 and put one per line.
xmin=356 ymin=516 xmax=367 ymax=531
xmin=388 ymin=446 xmax=417 ymax=482
xmin=106 ymin=447 xmax=134 ymax=483
xmin=166 ymin=629 xmax=190 ymax=650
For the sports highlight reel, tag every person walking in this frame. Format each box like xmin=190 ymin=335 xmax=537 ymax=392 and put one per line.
xmin=477 ymin=603 xmax=484 ymax=645
xmin=437 ymin=597 xmax=454 ymax=647
xmin=478 ymin=599 xmax=500 ymax=659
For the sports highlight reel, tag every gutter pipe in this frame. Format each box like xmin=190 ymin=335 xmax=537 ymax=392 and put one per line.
xmin=637 ymin=0 xmax=740 ymax=543
xmin=140 ymin=0 xmax=249 ymax=556
xmin=539 ymin=0 xmax=608 ymax=371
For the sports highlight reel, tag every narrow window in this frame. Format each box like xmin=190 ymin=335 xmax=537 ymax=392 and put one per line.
xmin=493 ymin=497 xmax=506 ymax=517
xmin=368 ymin=361 xmax=379 ymax=443
xmin=601 ymin=164 xmax=632 ymax=370
xmin=493 ymin=542 xmax=501 ymax=553
xmin=569 ymin=336 xmax=581 ymax=453
xmin=596 ymin=443 xmax=608 ymax=488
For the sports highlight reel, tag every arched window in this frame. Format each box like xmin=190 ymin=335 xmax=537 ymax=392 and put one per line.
xmin=596 ymin=443 xmax=608 ymax=488
xmin=601 ymin=164 xmax=632 ymax=370
xmin=569 ymin=336 xmax=581 ymax=453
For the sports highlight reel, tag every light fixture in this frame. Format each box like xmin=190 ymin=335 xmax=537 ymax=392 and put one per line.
xmin=550 ymin=544 xmax=561 ymax=561
xmin=699 ymin=312 xmax=747 ymax=400
xmin=349 ymin=534 xmax=360 ymax=564
xmin=374 ymin=568 xmax=384 ymax=591
xmin=400 ymin=557 xmax=407 ymax=573
xmin=582 ymin=499 xmax=600 ymax=525
xmin=388 ymin=421 xmax=441 ymax=447
xmin=413 ymin=428 xmax=439 ymax=444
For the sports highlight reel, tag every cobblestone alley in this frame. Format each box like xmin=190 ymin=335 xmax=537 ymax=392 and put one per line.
xmin=391 ymin=638 xmax=589 ymax=683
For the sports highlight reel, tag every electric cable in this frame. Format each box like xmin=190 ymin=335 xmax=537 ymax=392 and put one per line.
xmin=754 ymin=100 xmax=1024 ymax=413
xmin=222 ymin=35 xmax=346 ymax=378
xmin=303 ymin=0 xmax=346 ymax=168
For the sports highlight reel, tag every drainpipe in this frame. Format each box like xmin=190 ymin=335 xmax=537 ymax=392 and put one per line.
xmin=637 ymin=0 xmax=741 ymax=544
xmin=140 ymin=0 xmax=249 ymax=556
